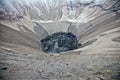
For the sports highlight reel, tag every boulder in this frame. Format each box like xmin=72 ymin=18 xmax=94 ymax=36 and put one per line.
xmin=41 ymin=32 xmax=78 ymax=53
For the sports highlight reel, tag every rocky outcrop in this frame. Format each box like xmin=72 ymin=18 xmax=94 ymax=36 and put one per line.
xmin=41 ymin=32 xmax=78 ymax=53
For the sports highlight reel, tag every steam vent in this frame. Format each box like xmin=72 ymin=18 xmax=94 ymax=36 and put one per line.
xmin=41 ymin=32 xmax=78 ymax=53
xmin=0 ymin=0 xmax=120 ymax=80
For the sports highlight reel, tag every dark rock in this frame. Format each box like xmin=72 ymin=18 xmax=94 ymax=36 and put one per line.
xmin=41 ymin=32 xmax=78 ymax=53
xmin=2 ymin=67 xmax=8 ymax=70
xmin=111 ymin=74 xmax=120 ymax=80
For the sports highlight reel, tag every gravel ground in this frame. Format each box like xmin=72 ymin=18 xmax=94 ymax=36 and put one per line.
xmin=0 ymin=47 xmax=120 ymax=80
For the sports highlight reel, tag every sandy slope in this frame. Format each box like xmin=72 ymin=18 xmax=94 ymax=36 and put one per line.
xmin=0 ymin=23 xmax=120 ymax=80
